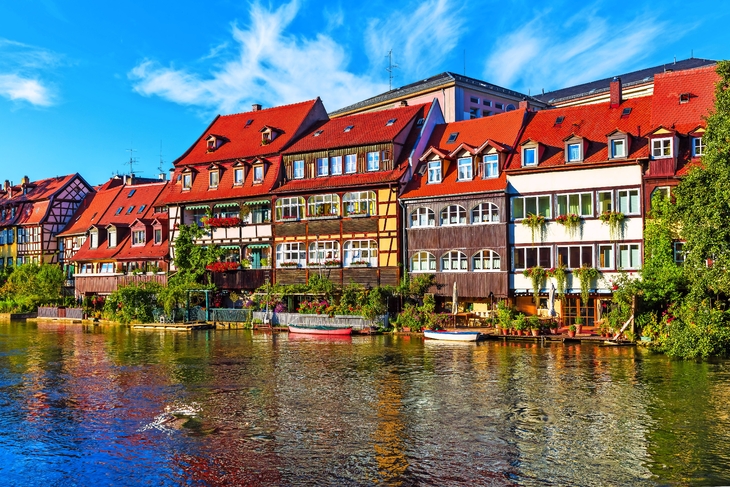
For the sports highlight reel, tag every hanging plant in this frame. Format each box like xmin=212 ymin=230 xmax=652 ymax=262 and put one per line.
xmin=572 ymin=265 xmax=599 ymax=306
xmin=555 ymin=213 xmax=582 ymax=237
xmin=547 ymin=264 xmax=568 ymax=298
xmin=599 ymin=211 xmax=625 ymax=240
xmin=521 ymin=213 xmax=546 ymax=243
xmin=522 ymin=266 xmax=546 ymax=306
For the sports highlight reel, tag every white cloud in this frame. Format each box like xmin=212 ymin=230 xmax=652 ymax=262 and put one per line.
xmin=129 ymin=0 xmax=387 ymax=113
xmin=364 ymin=0 xmax=467 ymax=83
xmin=0 ymin=38 xmax=62 ymax=106
xmin=323 ymin=5 xmax=345 ymax=32
xmin=483 ymin=7 xmax=670 ymax=94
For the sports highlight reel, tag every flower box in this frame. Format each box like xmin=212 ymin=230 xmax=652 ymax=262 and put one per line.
xmin=346 ymin=212 xmax=371 ymax=218
xmin=307 ymin=215 xmax=339 ymax=220
xmin=347 ymin=263 xmax=370 ymax=268
xmin=278 ymin=262 xmax=300 ymax=268
xmin=206 ymin=261 xmax=241 ymax=272
xmin=205 ymin=217 xmax=244 ymax=228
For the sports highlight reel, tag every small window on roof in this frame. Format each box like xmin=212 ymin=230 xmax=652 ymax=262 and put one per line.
xmin=245 ymin=119 xmax=254 ymax=127
xmin=680 ymin=93 xmax=691 ymax=103
xmin=115 ymin=207 xmax=123 ymax=215
xmin=447 ymin=132 xmax=459 ymax=144
xmin=416 ymin=118 xmax=425 ymax=126
xmin=138 ymin=205 xmax=146 ymax=214
xmin=313 ymin=130 xmax=323 ymax=137
xmin=128 ymin=189 xmax=136 ymax=197
xmin=126 ymin=206 xmax=135 ymax=214
xmin=386 ymin=118 xmax=396 ymax=126
xmin=621 ymin=107 xmax=632 ymax=117
xmin=555 ymin=116 xmax=565 ymax=125
xmin=344 ymin=125 xmax=354 ymax=132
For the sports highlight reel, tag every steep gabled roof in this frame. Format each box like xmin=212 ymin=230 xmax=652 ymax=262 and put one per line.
xmin=402 ymin=108 xmax=526 ymax=199
xmin=505 ymin=97 xmax=652 ymax=170
xmin=650 ymin=65 xmax=719 ymax=134
xmin=59 ymin=180 xmax=125 ymax=236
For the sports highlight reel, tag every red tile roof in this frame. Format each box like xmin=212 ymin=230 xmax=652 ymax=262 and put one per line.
xmin=59 ymin=181 xmax=124 ymax=236
xmin=505 ymin=97 xmax=652 ymax=170
xmin=651 ymin=65 xmax=719 ymax=134
xmin=282 ymin=103 xmax=427 ymax=153
xmin=0 ymin=174 xmax=88 ymax=228
xmin=401 ymin=109 xmax=526 ymax=199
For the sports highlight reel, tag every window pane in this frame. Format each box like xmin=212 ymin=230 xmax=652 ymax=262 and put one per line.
xmin=557 ymin=247 xmax=569 ymax=267
xmin=556 ymin=195 xmax=567 ymax=216
xmin=525 ymin=197 xmax=537 ymax=216
xmin=514 ymin=249 xmax=525 ymax=269
xmin=569 ymin=247 xmax=580 ymax=268
xmin=513 ymin=198 xmax=524 ymax=219
xmin=581 ymin=246 xmax=593 ymax=267
xmin=568 ymin=194 xmax=579 ymax=214
xmin=538 ymin=196 xmax=551 ymax=217
xmin=631 ymin=245 xmax=640 ymax=268
xmin=538 ymin=248 xmax=551 ymax=268
xmin=526 ymin=248 xmax=537 ymax=268
xmin=598 ymin=192 xmax=612 ymax=213
xmin=618 ymin=191 xmax=628 ymax=213
xmin=629 ymin=190 xmax=639 ymax=214
xmin=580 ymin=193 xmax=592 ymax=216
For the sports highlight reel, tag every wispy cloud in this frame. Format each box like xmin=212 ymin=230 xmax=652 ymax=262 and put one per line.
xmin=129 ymin=0 xmax=386 ymax=114
xmin=0 ymin=39 xmax=62 ymax=106
xmin=323 ymin=5 xmax=345 ymax=32
xmin=364 ymin=0 xmax=467 ymax=83
xmin=483 ymin=5 xmax=670 ymax=94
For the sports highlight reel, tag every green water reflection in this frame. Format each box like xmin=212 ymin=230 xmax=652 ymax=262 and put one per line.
xmin=0 ymin=320 xmax=728 ymax=486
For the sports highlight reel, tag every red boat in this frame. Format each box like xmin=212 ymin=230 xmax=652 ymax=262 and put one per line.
xmin=287 ymin=324 xmax=353 ymax=336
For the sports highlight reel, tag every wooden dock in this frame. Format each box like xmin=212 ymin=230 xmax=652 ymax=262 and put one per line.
xmin=131 ymin=322 xmax=214 ymax=331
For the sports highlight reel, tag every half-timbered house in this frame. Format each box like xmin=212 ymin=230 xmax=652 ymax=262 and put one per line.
xmin=505 ymin=83 xmax=652 ymax=326
xmin=0 ymin=174 xmax=92 ymax=269
xmin=161 ymin=99 xmax=329 ymax=291
xmin=58 ymin=177 xmax=170 ymax=297
xmin=273 ymin=101 xmax=442 ymax=288
xmin=401 ymin=105 xmax=528 ymax=312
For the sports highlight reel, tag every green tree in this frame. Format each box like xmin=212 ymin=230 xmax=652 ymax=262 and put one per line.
xmin=0 ymin=263 xmax=64 ymax=311
xmin=171 ymin=223 xmax=224 ymax=286
xmin=103 ymin=281 xmax=161 ymax=324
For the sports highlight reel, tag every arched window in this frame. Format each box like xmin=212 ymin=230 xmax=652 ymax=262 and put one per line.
xmin=275 ymin=196 xmax=305 ymax=221
xmin=307 ymin=194 xmax=340 ymax=217
xmin=471 ymin=202 xmax=499 ymax=224
xmin=343 ymin=240 xmax=378 ymax=267
xmin=411 ymin=251 xmax=436 ymax=272
xmin=276 ymin=242 xmax=306 ymax=268
xmin=472 ymin=249 xmax=501 ymax=271
xmin=343 ymin=191 xmax=376 ymax=216
xmin=441 ymin=250 xmax=468 ymax=271
xmin=440 ymin=205 xmax=466 ymax=226
xmin=410 ymin=207 xmax=435 ymax=228
xmin=308 ymin=241 xmax=340 ymax=265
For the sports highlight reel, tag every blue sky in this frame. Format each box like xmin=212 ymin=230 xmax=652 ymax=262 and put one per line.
xmin=1 ymin=0 xmax=727 ymax=186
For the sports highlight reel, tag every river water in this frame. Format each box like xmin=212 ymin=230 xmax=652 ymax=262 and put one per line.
xmin=1 ymin=321 xmax=729 ymax=486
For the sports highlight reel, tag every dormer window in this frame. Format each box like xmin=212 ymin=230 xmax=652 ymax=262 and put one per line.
xmin=621 ymin=107 xmax=632 ymax=117
xmin=108 ymin=228 xmax=117 ymax=248
xmin=522 ymin=146 xmax=538 ymax=167
xmin=567 ymin=143 xmax=581 ymax=162
xmin=367 ymin=151 xmax=380 ymax=172
xmin=206 ymin=135 xmax=223 ymax=151
xmin=652 ymin=138 xmax=673 ymax=159
xmin=253 ymin=165 xmax=264 ymax=183
xmin=693 ymin=137 xmax=705 ymax=157
xmin=457 ymin=157 xmax=473 ymax=181
xmin=154 ymin=228 xmax=162 ymax=244
xmin=234 ymin=168 xmax=244 ymax=185
xmin=89 ymin=229 xmax=98 ymax=249
xmin=128 ymin=189 xmax=136 ymax=197
xmin=132 ymin=229 xmax=145 ymax=246
xmin=611 ymin=139 xmax=626 ymax=158
xmin=260 ymin=126 xmax=278 ymax=145
xmin=680 ymin=93 xmax=691 ymax=104
xmin=427 ymin=161 xmax=441 ymax=183
xmin=209 ymin=169 xmax=219 ymax=188
xmin=182 ymin=173 xmax=192 ymax=189
xmin=317 ymin=157 xmax=329 ymax=177
xmin=482 ymin=154 xmax=498 ymax=179
xmin=293 ymin=160 xmax=304 ymax=179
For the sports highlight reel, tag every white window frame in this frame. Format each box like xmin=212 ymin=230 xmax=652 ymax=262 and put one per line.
xmin=154 ymin=228 xmax=162 ymax=245
xmin=108 ymin=228 xmax=117 ymax=248
xmin=275 ymin=196 xmax=305 ymax=221
xmin=440 ymin=205 xmax=467 ymax=226
xmin=233 ymin=168 xmax=244 ymax=185
xmin=511 ymin=195 xmax=551 ymax=220
xmin=343 ymin=191 xmax=376 ymax=217
xmin=556 ymin=192 xmax=593 ymax=217
xmin=651 ymin=186 xmax=670 ymax=202
xmin=457 ymin=157 xmax=473 ymax=181
xmin=331 ymin=156 xmax=343 ymax=176
xmin=651 ymin=138 xmax=673 ymax=159
xmin=441 ymin=250 xmax=468 ymax=272
xmin=276 ymin=242 xmax=306 ymax=268
xmin=89 ymin=229 xmax=98 ymax=249
xmin=345 ymin=154 xmax=357 ymax=174
xmin=471 ymin=202 xmax=499 ymax=224
xmin=253 ymin=165 xmax=264 ymax=183
xmin=472 ymin=249 xmax=500 ymax=271
xmin=317 ymin=157 xmax=329 ymax=177
xmin=617 ymin=189 xmax=640 ymax=215
xmin=610 ymin=138 xmax=627 ymax=159
xmin=132 ymin=229 xmax=145 ymax=246
xmin=567 ymin=143 xmax=582 ymax=162
xmin=343 ymin=240 xmax=378 ymax=267
xmin=182 ymin=173 xmax=192 ymax=189
xmin=482 ymin=154 xmax=498 ymax=179
xmin=692 ymin=137 xmax=705 ymax=157
xmin=556 ymin=245 xmax=594 ymax=269
xmin=307 ymin=194 xmax=340 ymax=217
xmin=598 ymin=244 xmax=614 ymax=270
xmin=367 ymin=152 xmax=380 ymax=171
xmin=522 ymin=147 xmax=538 ymax=166
xmin=427 ymin=161 xmax=441 ymax=183
xmin=209 ymin=170 xmax=219 ymax=188
xmin=308 ymin=240 xmax=340 ymax=264
xmin=411 ymin=251 xmax=436 ymax=272
xmin=293 ymin=160 xmax=304 ymax=179
xmin=512 ymin=246 xmax=552 ymax=271
xmin=617 ymin=243 xmax=641 ymax=270
xmin=411 ymin=207 xmax=435 ymax=228
xmin=597 ymin=191 xmax=613 ymax=213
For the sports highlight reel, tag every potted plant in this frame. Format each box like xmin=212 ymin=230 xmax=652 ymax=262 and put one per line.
xmin=260 ymin=257 xmax=269 ymax=268
xmin=496 ymin=301 xmax=513 ymax=335
xmin=555 ymin=213 xmax=582 ymax=237
xmin=521 ymin=213 xmax=546 ymax=243
xmin=568 ymin=324 xmax=577 ymax=337
xmin=599 ymin=210 xmax=625 ymax=240
xmin=514 ymin=313 xmax=527 ymax=336
xmin=549 ymin=319 xmax=558 ymax=335
xmin=574 ymin=316 xmax=584 ymax=334
xmin=528 ymin=315 xmax=540 ymax=336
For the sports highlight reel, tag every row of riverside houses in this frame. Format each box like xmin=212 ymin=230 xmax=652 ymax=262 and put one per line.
xmin=2 ymin=59 xmax=717 ymax=321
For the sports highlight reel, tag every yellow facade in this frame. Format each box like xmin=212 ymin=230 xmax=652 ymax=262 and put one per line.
xmin=0 ymin=227 xmax=17 ymax=268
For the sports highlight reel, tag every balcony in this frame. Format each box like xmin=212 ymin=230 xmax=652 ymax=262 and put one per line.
xmin=74 ymin=273 xmax=168 ymax=295
xmin=208 ymin=268 xmax=272 ymax=290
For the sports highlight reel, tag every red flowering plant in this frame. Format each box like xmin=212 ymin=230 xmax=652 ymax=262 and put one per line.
xmin=324 ymin=259 xmax=341 ymax=267
xmin=279 ymin=261 xmax=299 ymax=268
xmin=297 ymin=299 xmax=331 ymax=315
xmin=205 ymin=217 xmax=243 ymax=228
xmin=206 ymin=261 xmax=240 ymax=272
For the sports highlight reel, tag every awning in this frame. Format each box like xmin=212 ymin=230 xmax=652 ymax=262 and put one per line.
xmin=214 ymin=202 xmax=240 ymax=208
xmin=246 ymin=244 xmax=270 ymax=249
xmin=185 ymin=205 xmax=209 ymax=210
xmin=243 ymin=200 xmax=270 ymax=206
xmin=221 ymin=245 xmax=240 ymax=250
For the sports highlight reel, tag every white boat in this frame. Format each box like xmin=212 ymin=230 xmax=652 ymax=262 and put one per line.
xmin=423 ymin=330 xmax=481 ymax=342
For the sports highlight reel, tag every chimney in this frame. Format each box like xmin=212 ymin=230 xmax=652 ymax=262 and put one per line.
xmin=169 ymin=168 xmax=175 ymax=181
xmin=398 ymin=100 xmax=408 ymax=107
xmin=158 ymin=172 xmax=166 ymax=181
xmin=252 ymin=103 xmax=262 ymax=111
xmin=610 ymin=77 xmax=622 ymax=108
xmin=519 ymin=98 xmax=530 ymax=111
xmin=21 ymin=175 xmax=30 ymax=185
xmin=3 ymin=180 xmax=8 ymax=192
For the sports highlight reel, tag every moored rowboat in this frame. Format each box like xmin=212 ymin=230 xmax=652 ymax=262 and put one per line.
xmin=288 ymin=324 xmax=352 ymax=336
xmin=423 ymin=330 xmax=481 ymax=342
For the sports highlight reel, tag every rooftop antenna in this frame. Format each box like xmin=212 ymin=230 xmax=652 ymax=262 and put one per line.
xmin=157 ymin=140 xmax=165 ymax=174
xmin=463 ymin=49 xmax=466 ymax=76
xmin=125 ymin=145 xmax=141 ymax=176
xmin=386 ymin=50 xmax=398 ymax=91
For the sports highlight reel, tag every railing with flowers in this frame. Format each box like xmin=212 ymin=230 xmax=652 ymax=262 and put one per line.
xmin=348 ymin=260 xmax=370 ymax=267
xmin=204 ymin=217 xmax=244 ymax=228
xmin=206 ymin=261 xmax=240 ymax=272
xmin=278 ymin=261 xmax=300 ymax=268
